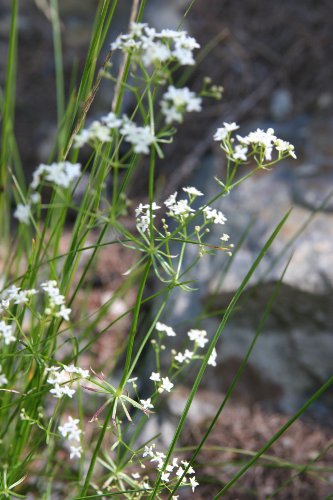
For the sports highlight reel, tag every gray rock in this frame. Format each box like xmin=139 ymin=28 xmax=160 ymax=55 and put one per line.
xmin=158 ymin=114 xmax=333 ymax=415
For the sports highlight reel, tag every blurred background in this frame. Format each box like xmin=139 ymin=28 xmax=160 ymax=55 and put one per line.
xmin=1 ymin=0 xmax=333 ymax=496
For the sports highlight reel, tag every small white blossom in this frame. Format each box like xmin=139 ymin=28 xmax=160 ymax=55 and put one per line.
xmin=150 ymin=372 xmax=161 ymax=382
xmin=220 ymin=233 xmax=230 ymax=242
xmin=164 ymin=192 xmax=178 ymax=208
xmin=189 ymin=476 xmax=199 ymax=492
xmin=14 ymin=204 xmax=31 ymax=225
xmin=111 ymin=23 xmax=199 ymax=67
xmin=161 ymin=86 xmax=202 ymax=124
xmin=121 ymin=119 xmax=156 ymax=154
xmin=30 ymin=192 xmax=41 ymax=204
xmin=0 ymin=321 xmax=16 ymax=345
xmin=208 ymin=347 xmax=217 ymax=367
xmin=31 ymin=162 xmax=81 ymax=189
xmin=59 ymin=416 xmax=82 ymax=442
xmin=143 ymin=444 xmax=155 ymax=458
xmin=187 ymin=329 xmax=208 ymax=348
xmin=158 ymin=377 xmax=174 ymax=393
xmin=232 ymin=145 xmax=248 ymax=161
xmin=182 ymin=186 xmax=204 ymax=197
xmin=156 ymin=322 xmax=176 ymax=337
xmin=69 ymin=445 xmax=83 ymax=459
xmin=203 ymin=206 xmax=227 ymax=225
xmin=174 ymin=352 xmax=186 ymax=364
xmin=161 ymin=472 xmax=170 ymax=482
xmin=140 ymin=398 xmax=154 ymax=410
xmin=214 ymin=122 xmax=239 ymax=141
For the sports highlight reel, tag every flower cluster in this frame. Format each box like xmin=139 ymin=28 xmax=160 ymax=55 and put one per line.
xmin=31 ymin=162 xmax=81 ymax=190
xmin=214 ymin=122 xmax=296 ymax=163
xmin=14 ymin=161 xmax=81 ymax=225
xmin=135 ymin=187 xmax=229 ymax=235
xmin=142 ymin=444 xmax=199 ymax=492
xmin=156 ymin=321 xmax=176 ymax=337
xmin=135 ymin=202 xmax=161 ymax=233
xmin=74 ymin=113 xmax=156 ymax=154
xmin=173 ymin=328 xmax=217 ymax=367
xmin=111 ymin=22 xmax=200 ymax=67
xmin=0 ymin=320 xmax=15 ymax=345
xmin=41 ymin=280 xmax=72 ymax=321
xmin=58 ymin=416 xmax=84 ymax=459
xmin=0 ymin=281 xmax=71 ymax=323
xmin=150 ymin=372 xmax=174 ymax=394
xmin=0 ymin=285 xmax=38 ymax=315
xmin=46 ymin=364 xmax=89 ymax=399
xmin=160 ymin=85 xmax=202 ymax=124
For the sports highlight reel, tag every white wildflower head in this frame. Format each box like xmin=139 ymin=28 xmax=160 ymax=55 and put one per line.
xmin=111 ymin=23 xmax=200 ymax=68
xmin=160 ymin=86 xmax=202 ymax=124
xmin=188 ymin=329 xmax=208 ymax=348
xmin=182 ymin=186 xmax=204 ymax=197
xmin=0 ymin=320 xmax=16 ymax=345
xmin=14 ymin=204 xmax=31 ymax=225
xmin=58 ymin=416 xmax=84 ymax=460
xmin=31 ymin=162 xmax=81 ymax=190
xmin=156 ymin=322 xmax=176 ymax=337
xmin=208 ymin=347 xmax=217 ymax=367
xmin=46 ymin=364 xmax=89 ymax=399
xmin=158 ymin=376 xmax=174 ymax=393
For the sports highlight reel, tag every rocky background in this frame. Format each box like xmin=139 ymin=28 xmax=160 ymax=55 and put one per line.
xmin=1 ymin=0 xmax=333 ymax=496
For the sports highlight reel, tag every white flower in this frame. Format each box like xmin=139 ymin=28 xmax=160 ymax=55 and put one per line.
xmin=203 ymin=206 xmax=227 ymax=225
xmin=161 ymin=472 xmax=170 ymax=482
xmin=156 ymin=322 xmax=176 ymax=337
xmin=274 ymin=138 xmax=297 ymax=159
xmin=182 ymin=186 xmax=204 ymax=197
xmin=149 ymin=372 xmax=161 ymax=382
xmin=167 ymin=199 xmax=194 ymax=218
xmin=214 ymin=122 xmax=239 ymax=141
xmin=101 ymin=112 xmax=122 ymax=129
xmin=121 ymin=119 xmax=156 ymax=154
xmin=0 ymin=320 xmax=16 ymax=345
xmin=132 ymin=472 xmax=141 ymax=479
xmin=237 ymin=127 xmax=277 ymax=161
xmin=14 ymin=204 xmax=31 ymax=225
xmin=31 ymin=162 xmax=81 ymax=189
xmin=69 ymin=445 xmax=83 ymax=459
xmin=143 ymin=444 xmax=155 ymax=457
xmin=30 ymin=192 xmax=41 ymax=204
xmin=50 ymin=384 xmax=75 ymax=399
xmin=174 ymin=352 xmax=186 ymax=364
xmin=161 ymin=86 xmax=202 ymax=124
xmin=56 ymin=305 xmax=72 ymax=321
xmin=140 ymin=398 xmax=154 ymax=410
xmin=59 ymin=416 xmax=82 ymax=442
xmin=189 ymin=476 xmax=199 ymax=491
xmin=220 ymin=233 xmax=230 ymax=242
xmin=158 ymin=377 xmax=174 ymax=393
xmin=187 ymin=329 xmax=208 ymax=348
xmin=232 ymin=145 xmax=248 ymax=162
xmin=208 ymin=347 xmax=217 ymax=367
xmin=164 ymin=192 xmax=178 ymax=208
xmin=184 ymin=349 xmax=194 ymax=361
xmin=135 ymin=202 xmax=161 ymax=233
xmin=111 ymin=24 xmax=199 ymax=68
xmin=65 ymin=365 xmax=89 ymax=378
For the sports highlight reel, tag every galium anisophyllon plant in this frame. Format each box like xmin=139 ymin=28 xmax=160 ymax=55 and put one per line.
xmin=0 ymin=4 xmax=300 ymax=498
